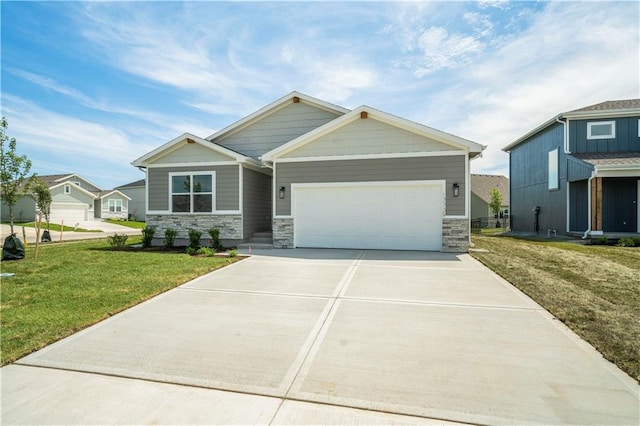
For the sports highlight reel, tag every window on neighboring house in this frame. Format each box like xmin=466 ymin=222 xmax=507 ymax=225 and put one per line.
xmin=64 ymin=184 xmax=71 ymax=194
xmin=170 ymin=173 xmax=214 ymax=213
xmin=108 ymin=199 xmax=123 ymax=213
xmin=548 ymin=149 xmax=559 ymax=190
xmin=587 ymin=121 xmax=615 ymax=139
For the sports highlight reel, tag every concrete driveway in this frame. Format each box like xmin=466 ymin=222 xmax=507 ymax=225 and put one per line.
xmin=2 ymin=249 xmax=638 ymax=425
xmin=1 ymin=220 xmax=140 ymax=245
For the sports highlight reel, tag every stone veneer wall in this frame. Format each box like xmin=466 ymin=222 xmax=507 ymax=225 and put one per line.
xmin=146 ymin=214 xmax=243 ymax=246
xmin=273 ymin=218 xmax=294 ymax=248
xmin=442 ymin=218 xmax=469 ymax=252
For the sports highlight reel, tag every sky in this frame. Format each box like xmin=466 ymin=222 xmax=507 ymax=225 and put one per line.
xmin=2 ymin=1 xmax=638 ymax=190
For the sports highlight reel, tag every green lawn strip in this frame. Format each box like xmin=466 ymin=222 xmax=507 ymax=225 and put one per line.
xmin=470 ymin=235 xmax=640 ymax=382
xmin=6 ymin=221 xmax=101 ymax=233
xmin=0 ymin=236 xmax=238 ymax=365
xmin=105 ymin=219 xmax=146 ymax=229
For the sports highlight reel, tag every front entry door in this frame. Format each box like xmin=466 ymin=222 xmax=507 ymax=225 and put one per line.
xmin=602 ymin=178 xmax=638 ymax=232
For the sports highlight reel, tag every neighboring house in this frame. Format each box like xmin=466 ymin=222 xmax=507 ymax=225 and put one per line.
xmin=115 ymin=179 xmax=146 ymax=220
xmin=0 ymin=174 xmax=131 ymax=223
xmin=470 ymin=174 xmax=510 ymax=226
xmin=503 ymin=99 xmax=640 ymax=236
xmin=132 ymin=92 xmax=485 ymax=251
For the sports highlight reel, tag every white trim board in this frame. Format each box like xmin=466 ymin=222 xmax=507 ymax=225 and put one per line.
xmin=275 ymin=150 xmax=466 ymax=163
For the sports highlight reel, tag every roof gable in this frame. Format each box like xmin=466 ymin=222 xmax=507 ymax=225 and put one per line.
xmin=263 ymin=106 xmax=484 ymax=161
xmin=131 ymin=133 xmax=248 ymax=167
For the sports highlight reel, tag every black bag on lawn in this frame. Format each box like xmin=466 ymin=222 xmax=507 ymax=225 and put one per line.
xmin=41 ymin=230 xmax=52 ymax=243
xmin=2 ymin=234 xmax=25 ymax=261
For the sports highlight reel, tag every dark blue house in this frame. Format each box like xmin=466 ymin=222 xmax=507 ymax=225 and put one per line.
xmin=503 ymin=99 xmax=639 ymax=237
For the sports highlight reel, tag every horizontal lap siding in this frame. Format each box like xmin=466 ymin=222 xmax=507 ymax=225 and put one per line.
xmin=148 ymin=165 xmax=239 ymax=212
xmin=275 ymin=156 xmax=465 ymax=216
xmin=215 ymin=102 xmax=342 ymax=158
xmin=153 ymin=142 xmax=235 ymax=164
xmin=242 ymin=168 xmax=272 ymax=237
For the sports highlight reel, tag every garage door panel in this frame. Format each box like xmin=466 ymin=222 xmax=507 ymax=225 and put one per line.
xmin=49 ymin=204 xmax=88 ymax=223
xmin=293 ymin=183 xmax=443 ymax=251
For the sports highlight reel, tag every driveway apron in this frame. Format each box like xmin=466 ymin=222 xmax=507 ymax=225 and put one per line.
xmin=3 ymin=249 xmax=638 ymax=425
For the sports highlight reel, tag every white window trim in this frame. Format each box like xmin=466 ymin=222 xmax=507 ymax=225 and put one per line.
xmin=548 ymin=149 xmax=559 ymax=191
xmin=587 ymin=121 xmax=615 ymax=140
xmin=64 ymin=184 xmax=71 ymax=194
xmin=108 ymin=199 xmax=123 ymax=213
xmin=168 ymin=171 xmax=216 ymax=214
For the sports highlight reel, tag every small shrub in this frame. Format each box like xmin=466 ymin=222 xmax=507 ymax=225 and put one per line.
xmin=197 ymin=247 xmax=215 ymax=257
xmin=107 ymin=233 xmax=128 ymax=249
xmin=633 ymin=236 xmax=640 ymax=246
xmin=185 ymin=246 xmax=197 ymax=255
xmin=596 ymin=236 xmax=609 ymax=245
xmin=188 ymin=229 xmax=202 ymax=250
xmin=163 ymin=228 xmax=177 ymax=249
xmin=208 ymin=228 xmax=222 ymax=250
xmin=617 ymin=237 xmax=636 ymax=247
xmin=228 ymin=249 xmax=238 ymax=258
xmin=141 ymin=226 xmax=155 ymax=248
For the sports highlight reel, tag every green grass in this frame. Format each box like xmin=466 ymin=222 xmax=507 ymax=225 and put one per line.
xmin=0 ymin=236 xmax=238 ymax=365
xmin=5 ymin=221 xmax=101 ymax=232
xmin=471 ymin=235 xmax=640 ymax=382
xmin=105 ymin=219 xmax=146 ymax=229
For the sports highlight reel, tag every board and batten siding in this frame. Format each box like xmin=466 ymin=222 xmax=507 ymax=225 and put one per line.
xmin=568 ymin=116 xmax=640 ymax=153
xmin=215 ymin=102 xmax=343 ymax=159
xmin=281 ymin=118 xmax=455 ymax=158
xmin=275 ymin=156 xmax=466 ymax=217
xmin=147 ymin=165 xmax=240 ymax=212
xmin=509 ymin=122 xmax=567 ymax=233
xmin=242 ymin=167 xmax=272 ymax=237
xmin=152 ymin=142 xmax=236 ymax=164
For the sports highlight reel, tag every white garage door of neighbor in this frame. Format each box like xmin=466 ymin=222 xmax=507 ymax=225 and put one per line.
xmin=49 ymin=203 xmax=88 ymax=224
xmin=293 ymin=182 xmax=444 ymax=251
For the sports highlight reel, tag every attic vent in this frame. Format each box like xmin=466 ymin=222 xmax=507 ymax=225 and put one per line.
xmin=293 ymin=96 xmax=300 ymax=103
xmin=360 ymin=111 xmax=368 ymax=119
xmin=186 ymin=138 xmax=195 ymax=144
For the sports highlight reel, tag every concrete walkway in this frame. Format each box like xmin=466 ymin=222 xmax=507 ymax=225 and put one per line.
xmin=2 ymin=249 xmax=638 ymax=425
xmin=0 ymin=220 xmax=140 ymax=245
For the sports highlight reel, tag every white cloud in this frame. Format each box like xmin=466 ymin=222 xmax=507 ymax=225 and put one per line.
xmin=412 ymin=27 xmax=484 ymax=77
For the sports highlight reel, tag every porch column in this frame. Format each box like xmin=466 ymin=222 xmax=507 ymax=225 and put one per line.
xmin=591 ymin=177 xmax=603 ymax=231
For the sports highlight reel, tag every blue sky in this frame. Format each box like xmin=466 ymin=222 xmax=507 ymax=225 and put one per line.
xmin=2 ymin=1 xmax=638 ymax=190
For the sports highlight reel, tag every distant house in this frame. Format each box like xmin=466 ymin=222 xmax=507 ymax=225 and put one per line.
xmin=470 ymin=174 xmax=509 ymax=226
xmin=503 ymin=99 xmax=639 ymax=236
xmin=0 ymin=174 xmax=131 ymax=223
xmin=115 ymin=179 xmax=145 ymax=220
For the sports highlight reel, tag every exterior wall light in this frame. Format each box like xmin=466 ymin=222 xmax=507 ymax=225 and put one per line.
xmin=279 ymin=186 xmax=286 ymax=199
xmin=453 ymin=182 xmax=460 ymax=197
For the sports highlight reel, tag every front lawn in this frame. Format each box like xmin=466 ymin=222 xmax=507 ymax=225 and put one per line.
xmin=0 ymin=237 xmax=238 ymax=365
xmin=5 ymin=221 xmax=101 ymax=232
xmin=471 ymin=235 xmax=640 ymax=382
xmin=105 ymin=219 xmax=146 ymax=229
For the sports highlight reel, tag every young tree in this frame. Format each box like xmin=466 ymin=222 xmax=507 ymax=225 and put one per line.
xmin=31 ymin=178 xmax=52 ymax=231
xmin=1 ymin=117 xmax=35 ymax=234
xmin=489 ymin=187 xmax=503 ymax=227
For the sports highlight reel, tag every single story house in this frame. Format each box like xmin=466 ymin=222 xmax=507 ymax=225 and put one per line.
xmin=0 ymin=174 xmax=131 ymax=223
xmin=132 ymin=92 xmax=485 ymax=251
xmin=470 ymin=174 xmax=510 ymax=227
xmin=115 ymin=179 xmax=146 ymax=220
xmin=503 ymin=99 xmax=639 ymax=236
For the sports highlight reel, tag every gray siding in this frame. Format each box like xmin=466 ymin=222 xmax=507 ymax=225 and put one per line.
xmin=153 ymin=142 xmax=236 ymax=164
xmin=509 ymin=122 xmax=567 ymax=233
xmin=275 ymin=156 xmax=466 ymax=216
xmin=148 ymin=165 xmax=239 ymax=212
xmin=215 ymin=102 xmax=342 ymax=158
xmin=569 ymin=116 xmax=640 ymax=153
xmin=1 ymin=197 xmax=36 ymax=222
xmin=119 ymin=186 xmax=145 ymax=219
xmin=470 ymin=193 xmax=489 ymax=219
xmin=50 ymin=185 xmax=95 ymax=205
xmin=242 ymin=167 xmax=272 ymax=237
xmin=281 ymin=117 xmax=454 ymax=158
xmin=569 ymin=180 xmax=588 ymax=232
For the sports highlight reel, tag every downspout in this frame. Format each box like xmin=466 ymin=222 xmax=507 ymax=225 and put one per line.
xmin=582 ymin=172 xmax=594 ymax=239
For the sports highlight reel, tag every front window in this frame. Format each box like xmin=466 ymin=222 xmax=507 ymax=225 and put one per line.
xmin=108 ymin=199 xmax=123 ymax=212
xmin=587 ymin=121 xmax=615 ymax=139
xmin=548 ymin=149 xmax=559 ymax=190
xmin=171 ymin=173 xmax=214 ymax=213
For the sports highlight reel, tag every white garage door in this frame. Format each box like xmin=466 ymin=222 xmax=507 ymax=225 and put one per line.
xmin=293 ymin=181 xmax=444 ymax=251
xmin=49 ymin=203 xmax=88 ymax=224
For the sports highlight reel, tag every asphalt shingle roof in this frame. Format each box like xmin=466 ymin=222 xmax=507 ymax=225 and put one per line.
xmin=572 ymin=152 xmax=640 ymax=167
xmin=115 ymin=179 xmax=145 ymax=189
xmin=470 ymin=174 xmax=509 ymax=205
xmin=567 ymin=99 xmax=640 ymax=113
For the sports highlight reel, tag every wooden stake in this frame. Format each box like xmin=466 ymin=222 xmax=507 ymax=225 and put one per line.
xmin=22 ymin=226 xmax=28 ymax=247
xmin=60 ymin=220 xmax=64 ymax=242
xmin=35 ymin=212 xmax=42 ymax=261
